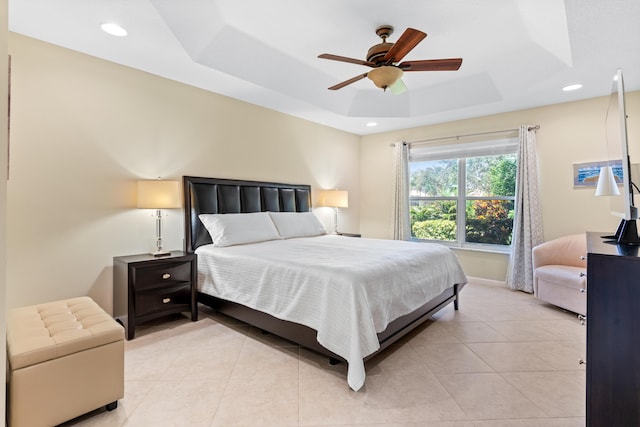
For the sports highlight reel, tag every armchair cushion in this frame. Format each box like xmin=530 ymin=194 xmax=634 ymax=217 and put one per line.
xmin=534 ymin=265 xmax=586 ymax=291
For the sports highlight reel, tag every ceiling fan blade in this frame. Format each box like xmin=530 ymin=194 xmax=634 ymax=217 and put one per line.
xmin=318 ymin=54 xmax=376 ymax=67
xmin=383 ymin=28 xmax=427 ymax=63
xmin=389 ymin=78 xmax=407 ymax=95
xmin=399 ymin=58 xmax=463 ymax=72
xmin=328 ymin=73 xmax=369 ymax=90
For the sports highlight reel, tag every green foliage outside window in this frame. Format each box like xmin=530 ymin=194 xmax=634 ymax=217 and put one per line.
xmin=465 ymin=200 xmax=515 ymax=245
xmin=410 ymin=159 xmax=458 ymax=197
xmin=412 ymin=219 xmax=457 ymax=241
xmin=410 ymin=154 xmax=517 ymax=246
xmin=489 ymin=158 xmax=517 ymax=196
xmin=410 ymin=201 xmax=457 ymax=241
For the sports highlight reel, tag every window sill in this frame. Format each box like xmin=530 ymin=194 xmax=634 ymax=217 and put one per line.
xmin=449 ymin=245 xmax=511 ymax=255
xmin=410 ymin=238 xmax=511 ymax=255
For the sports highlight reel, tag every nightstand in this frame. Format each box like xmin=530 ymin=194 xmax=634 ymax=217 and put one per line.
xmin=113 ymin=251 xmax=197 ymax=339
xmin=337 ymin=232 xmax=361 ymax=237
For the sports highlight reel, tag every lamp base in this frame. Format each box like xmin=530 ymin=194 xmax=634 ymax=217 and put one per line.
xmin=150 ymin=250 xmax=171 ymax=257
xmin=603 ymin=219 xmax=640 ymax=246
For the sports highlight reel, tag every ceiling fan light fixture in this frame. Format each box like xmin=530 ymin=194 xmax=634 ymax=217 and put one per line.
xmin=367 ymin=66 xmax=403 ymax=91
xmin=319 ymin=25 xmax=460 ymax=92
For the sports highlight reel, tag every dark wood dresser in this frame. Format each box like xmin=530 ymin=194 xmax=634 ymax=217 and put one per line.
xmin=113 ymin=251 xmax=197 ymax=339
xmin=586 ymin=231 xmax=640 ymax=426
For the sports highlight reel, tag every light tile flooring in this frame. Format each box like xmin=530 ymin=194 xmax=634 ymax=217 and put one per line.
xmin=63 ymin=281 xmax=586 ymax=426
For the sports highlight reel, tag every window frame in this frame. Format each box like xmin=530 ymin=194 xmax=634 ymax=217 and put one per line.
xmin=408 ymin=137 xmax=519 ymax=252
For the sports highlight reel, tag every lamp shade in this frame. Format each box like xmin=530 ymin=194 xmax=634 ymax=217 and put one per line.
xmin=137 ymin=180 xmax=181 ymax=208
xmin=367 ymin=66 xmax=403 ymax=90
xmin=595 ymin=166 xmax=621 ymax=196
xmin=320 ymin=190 xmax=349 ymax=208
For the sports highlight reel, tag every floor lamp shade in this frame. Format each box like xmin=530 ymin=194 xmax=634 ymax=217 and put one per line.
xmin=137 ymin=180 xmax=181 ymax=256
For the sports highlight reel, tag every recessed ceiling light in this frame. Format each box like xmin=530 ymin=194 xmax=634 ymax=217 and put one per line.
xmin=562 ymin=83 xmax=582 ymax=92
xmin=101 ymin=23 xmax=127 ymax=37
xmin=366 ymin=122 xmax=377 ymax=127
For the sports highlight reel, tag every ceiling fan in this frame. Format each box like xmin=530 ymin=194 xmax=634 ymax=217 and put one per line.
xmin=318 ymin=25 xmax=462 ymax=93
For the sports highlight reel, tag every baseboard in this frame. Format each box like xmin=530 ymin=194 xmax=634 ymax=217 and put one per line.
xmin=467 ymin=276 xmax=507 ymax=287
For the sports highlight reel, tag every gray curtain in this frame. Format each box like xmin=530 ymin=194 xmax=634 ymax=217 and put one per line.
xmin=506 ymin=125 xmax=544 ymax=292
xmin=391 ymin=142 xmax=411 ymax=240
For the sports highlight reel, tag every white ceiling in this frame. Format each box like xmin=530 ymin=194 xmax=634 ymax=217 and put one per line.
xmin=8 ymin=0 xmax=640 ymax=135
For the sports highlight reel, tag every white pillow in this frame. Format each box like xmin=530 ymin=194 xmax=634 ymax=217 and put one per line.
xmin=268 ymin=211 xmax=327 ymax=239
xmin=198 ymin=212 xmax=282 ymax=247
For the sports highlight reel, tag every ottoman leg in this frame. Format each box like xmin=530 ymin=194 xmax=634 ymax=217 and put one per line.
xmin=106 ymin=401 xmax=118 ymax=411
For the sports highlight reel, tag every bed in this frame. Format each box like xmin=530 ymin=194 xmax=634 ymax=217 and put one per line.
xmin=183 ymin=176 xmax=467 ymax=391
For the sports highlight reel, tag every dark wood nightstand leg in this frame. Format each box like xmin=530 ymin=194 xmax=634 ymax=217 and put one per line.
xmin=115 ymin=318 xmax=134 ymax=340
xmin=126 ymin=317 xmax=135 ymax=340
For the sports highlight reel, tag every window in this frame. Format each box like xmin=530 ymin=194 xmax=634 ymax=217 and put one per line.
xmin=409 ymin=137 xmax=519 ymax=250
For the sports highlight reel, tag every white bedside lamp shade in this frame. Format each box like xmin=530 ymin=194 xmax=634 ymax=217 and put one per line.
xmin=137 ymin=180 xmax=181 ymax=256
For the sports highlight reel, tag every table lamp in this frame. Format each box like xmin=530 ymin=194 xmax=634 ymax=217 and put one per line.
xmin=320 ymin=189 xmax=348 ymax=234
xmin=137 ymin=180 xmax=181 ymax=256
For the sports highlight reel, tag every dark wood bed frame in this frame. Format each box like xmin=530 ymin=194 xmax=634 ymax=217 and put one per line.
xmin=183 ymin=175 xmax=464 ymax=363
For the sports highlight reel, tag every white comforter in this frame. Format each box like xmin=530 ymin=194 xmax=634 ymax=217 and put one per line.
xmin=195 ymin=235 xmax=467 ymax=391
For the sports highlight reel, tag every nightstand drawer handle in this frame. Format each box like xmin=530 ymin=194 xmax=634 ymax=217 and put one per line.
xmin=162 ymin=298 xmax=171 ymax=304
xmin=578 ymin=314 xmax=587 ymax=325
xmin=162 ymin=273 xmax=171 ymax=280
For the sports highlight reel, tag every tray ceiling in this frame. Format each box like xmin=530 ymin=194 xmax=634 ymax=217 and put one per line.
xmin=9 ymin=0 xmax=640 ymax=135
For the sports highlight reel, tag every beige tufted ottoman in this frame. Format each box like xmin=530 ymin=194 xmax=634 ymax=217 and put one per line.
xmin=6 ymin=297 xmax=124 ymax=427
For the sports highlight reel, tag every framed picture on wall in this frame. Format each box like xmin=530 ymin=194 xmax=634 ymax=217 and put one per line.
xmin=573 ymin=160 xmax=623 ymax=188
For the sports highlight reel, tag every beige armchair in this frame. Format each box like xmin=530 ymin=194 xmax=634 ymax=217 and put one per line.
xmin=532 ymin=233 xmax=587 ymax=315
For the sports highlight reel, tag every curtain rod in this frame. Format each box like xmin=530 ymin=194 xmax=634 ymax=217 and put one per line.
xmin=390 ymin=125 xmax=540 ymax=147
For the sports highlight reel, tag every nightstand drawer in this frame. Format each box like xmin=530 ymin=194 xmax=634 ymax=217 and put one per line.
xmin=133 ymin=261 xmax=192 ymax=290
xmin=135 ymin=283 xmax=192 ymax=318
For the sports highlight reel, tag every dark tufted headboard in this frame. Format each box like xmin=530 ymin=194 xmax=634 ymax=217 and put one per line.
xmin=183 ymin=176 xmax=312 ymax=253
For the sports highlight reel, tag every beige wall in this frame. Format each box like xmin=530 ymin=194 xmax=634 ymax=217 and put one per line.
xmin=360 ymin=92 xmax=640 ymax=281
xmin=6 ymin=33 xmax=360 ymax=312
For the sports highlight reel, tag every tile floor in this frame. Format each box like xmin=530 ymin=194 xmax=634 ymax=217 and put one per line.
xmin=63 ymin=281 xmax=587 ymax=426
